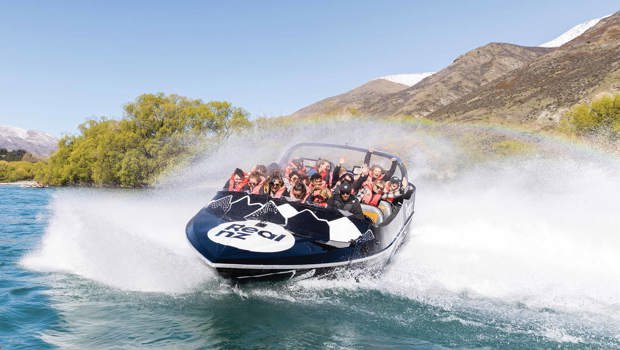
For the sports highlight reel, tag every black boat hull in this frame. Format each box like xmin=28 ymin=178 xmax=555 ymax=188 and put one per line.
xmin=186 ymin=191 xmax=415 ymax=282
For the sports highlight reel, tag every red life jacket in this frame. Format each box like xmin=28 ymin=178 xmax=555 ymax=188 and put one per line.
xmin=228 ymin=172 xmax=249 ymax=192
xmin=285 ymin=162 xmax=307 ymax=177
xmin=310 ymin=194 xmax=328 ymax=207
xmin=248 ymin=179 xmax=265 ymax=194
xmin=306 ymin=182 xmax=324 ymax=199
xmin=270 ymin=185 xmax=288 ymax=198
xmin=320 ymin=169 xmax=330 ymax=182
xmin=363 ymin=173 xmax=384 ymax=190
xmin=361 ymin=189 xmax=382 ymax=206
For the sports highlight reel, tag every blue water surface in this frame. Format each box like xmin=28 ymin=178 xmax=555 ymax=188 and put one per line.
xmin=0 ymin=186 xmax=58 ymax=349
xmin=2 ymin=185 xmax=619 ymax=350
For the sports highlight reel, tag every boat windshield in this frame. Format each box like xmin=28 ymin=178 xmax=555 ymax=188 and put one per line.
xmin=279 ymin=143 xmax=407 ymax=180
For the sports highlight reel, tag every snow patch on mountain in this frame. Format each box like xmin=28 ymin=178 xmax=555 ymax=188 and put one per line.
xmin=376 ymin=72 xmax=434 ymax=87
xmin=0 ymin=125 xmax=57 ymax=157
xmin=540 ymin=15 xmax=610 ymax=47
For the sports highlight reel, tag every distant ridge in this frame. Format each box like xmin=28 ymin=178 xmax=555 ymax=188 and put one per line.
xmin=291 ymin=11 xmax=620 ymax=128
xmin=0 ymin=125 xmax=57 ymax=157
xmin=367 ymin=43 xmax=551 ymax=117
xmin=291 ymin=79 xmax=408 ymax=118
xmin=375 ymin=73 xmax=435 ymax=87
xmin=540 ymin=15 xmax=610 ymax=47
xmin=430 ymin=11 xmax=620 ymax=126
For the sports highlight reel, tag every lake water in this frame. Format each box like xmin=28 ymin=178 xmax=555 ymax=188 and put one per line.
xmin=3 ymin=123 xmax=620 ymax=349
xmin=3 ymin=161 xmax=620 ymax=349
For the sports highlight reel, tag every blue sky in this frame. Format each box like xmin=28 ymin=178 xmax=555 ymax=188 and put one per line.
xmin=0 ymin=1 xmax=617 ymax=136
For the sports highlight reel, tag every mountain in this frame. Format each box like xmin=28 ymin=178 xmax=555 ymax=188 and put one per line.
xmin=291 ymin=11 xmax=619 ymax=128
xmin=292 ymin=43 xmax=550 ymax=119
xmin=292 ymin=79 xmax=409 ymax=117
xmin=377 ymin=73 xmax=435 ymax=87
xmin=366 ymin=43 xmax=551 ymax=117
xmin=430 ymin=11 xmax=620 ymax=126
xmin=0 ymin=125 xmax=57 ymax=157
xmin=540 ymin=15 xmax=609 ymax=47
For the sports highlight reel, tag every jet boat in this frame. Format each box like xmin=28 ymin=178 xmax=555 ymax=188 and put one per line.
xmin=185 ymin=143 xmax=416 ymax=281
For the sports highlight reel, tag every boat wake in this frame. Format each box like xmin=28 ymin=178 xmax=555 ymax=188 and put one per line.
xmin=22 ymin=121 xmax=620 ymax=341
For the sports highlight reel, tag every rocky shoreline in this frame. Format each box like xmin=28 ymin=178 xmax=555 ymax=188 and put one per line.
xmin=0 ymin=180 xmax=47 ymax=188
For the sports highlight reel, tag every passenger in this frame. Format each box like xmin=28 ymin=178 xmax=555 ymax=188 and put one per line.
xmin=285 ymin=158 xmax=306 ymax=178
xmin=286 ymin=182 xmax=307 ymax=202
xmin=306 ymin=187 xmax=331 ymax=207
xmin=305 ymin=173 xmax=328 ymax=206
xmin=262 ymin=175 xmax=289 ymax=198
xmin=285 ymin=170 xmax=302 ymax=191
xmin=300 ymin=173 xmax=311 ymax=188
xmin=332 ymin=171 xmax=356 ymax=194
xmin=223 ymin=168 xmax=248 ymax=192
xmin=243 ymin=173 xmax=264 ymax=194
xmin=307 ymin=173 xmax=326 ymax=193
xmin=383 ymin=176 xmax=409 ymax=205
xmin=358 ymin=179 xmax=385 ymax=206
xmin=353 ymin=164 xmax=376 ymax=192
xmin=267 ymin=162 xmax=283 ymax=178
xmin=354 ymin=162 xmax=397 ymax=194
xmin=327 ymin=182 xmax=363 ymax=218
xmin=330 ymin=157 xmax=346 ymax=188
xmin=362 ymin=151 xmax=398 ymax=180
xmin=251 ymin=164 xmax=268 ymax=182
xmin=382 ymin=176 xmax=404 ymax=203
xmin=307 ymin=159 xmax=332 ymax=183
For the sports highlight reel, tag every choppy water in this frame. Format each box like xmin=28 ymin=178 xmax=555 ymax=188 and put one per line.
xmin=3 ymin=122 xmax=620 ymax=349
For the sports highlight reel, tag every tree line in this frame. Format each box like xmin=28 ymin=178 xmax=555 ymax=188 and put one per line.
xmin=0 ymin=149 xmax=41 ymax=182
xmin=3 ymin=92 xmax=618 ymax=186
xmin=34 ymin=93 xmax=250 ymax=187
xmin=561 ymin=93 xmax=620 ymax=140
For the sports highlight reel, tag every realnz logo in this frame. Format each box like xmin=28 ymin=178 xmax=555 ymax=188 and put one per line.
xmin=207 ymin=220 xmax=295 ymax=253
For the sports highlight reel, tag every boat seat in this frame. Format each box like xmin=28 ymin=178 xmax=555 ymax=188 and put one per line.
xmin=361 ymin=204 xmax=384 ymax=225
xmin=378 ymin=200 xmax=392 ymax=219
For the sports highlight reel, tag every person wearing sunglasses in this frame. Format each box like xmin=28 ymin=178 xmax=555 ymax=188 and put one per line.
xmin=286 ymin=182 xmax=308 ymax=202
xmin=382 ymin=176 xmax=408 ymax=204
xmin=243 ymin=173 xmax=264 ymax=194
xmin=285 ymin=170 xmax=302 ymax=191
xmin=306 ymin=187 xmax=331 ymax=208
xmin=262 ymin=175 xmax=289 ymax=199
xmin=327 ymin=182 xmax=363 ymax=218
xmin=358 ymin=179 xmax=385 ymax=207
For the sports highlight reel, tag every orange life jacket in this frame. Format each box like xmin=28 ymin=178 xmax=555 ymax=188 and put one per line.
xmin=228 ymin=172 xmax=249 ymax=192
xmin=361 ymin=189 xmax=382 ymax=206
xmin=270 ymin=185 xmax=288 ymax=198
xmin=248 ymin=179 xmax=265 ymax=194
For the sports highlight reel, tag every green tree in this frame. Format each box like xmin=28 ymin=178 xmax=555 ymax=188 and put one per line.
xmin=562 ymin=94 xmax=620 ymax=139
xmin=38 ymin=93 xmax=250 ymax=187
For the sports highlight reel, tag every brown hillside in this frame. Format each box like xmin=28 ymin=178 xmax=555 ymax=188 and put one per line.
xmin=291 ymin=79 xmax=408 ymax=117
xmin=429 ymin=11 xmax=620 ymax=126
xmin=366 ymin=43 xmax=551 ymax=117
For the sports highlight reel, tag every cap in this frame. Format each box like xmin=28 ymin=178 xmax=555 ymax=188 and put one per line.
xmin=340 ymin=182 xmax=352 ymax=194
